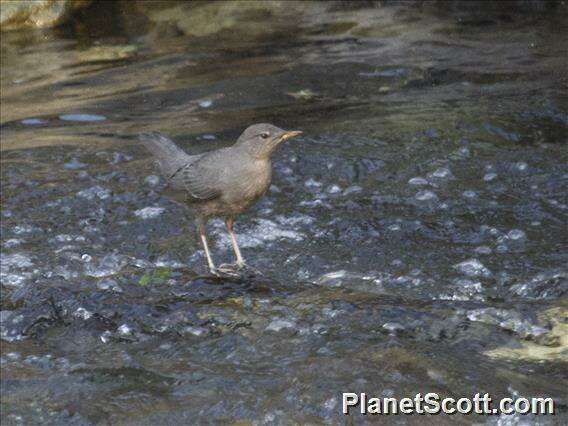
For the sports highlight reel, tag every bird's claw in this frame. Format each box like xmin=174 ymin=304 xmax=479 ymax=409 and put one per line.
xmin=213 ymin=263 xmax=241 ymax=278
xmin=216 ymin=262 xmax=263 ymax=277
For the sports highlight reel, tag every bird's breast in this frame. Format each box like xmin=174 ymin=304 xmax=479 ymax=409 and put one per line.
xmin=221 ymin=159 xmax=272 ymax=207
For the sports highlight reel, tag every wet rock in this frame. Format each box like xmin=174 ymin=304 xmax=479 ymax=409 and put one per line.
xmin=467 ymin=307 xmax=548 ymax=339
xmin=80 ymin=44 xmax=138 ymax=62
xmin=438 ymin=278 xmax=484 ymax=301
xmin=0 ymin=253 xmax=34 ymax=288
xmin=0 ymin=0 xmax=91 ymax=31
xmin=96 ymin=278 xmax=123 ymax=292
xmin=509 ymin=270 xmax=568 ymax=299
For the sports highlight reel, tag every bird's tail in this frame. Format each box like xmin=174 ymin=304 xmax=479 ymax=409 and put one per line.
xmin=139 ymin=132 xmax=191 ymax=177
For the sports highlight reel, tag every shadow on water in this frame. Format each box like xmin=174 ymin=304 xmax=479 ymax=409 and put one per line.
xmin=1 ymin=1 xmax=567 ymax=424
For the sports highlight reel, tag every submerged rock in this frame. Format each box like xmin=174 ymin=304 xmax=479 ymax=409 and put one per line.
xmin=0 ymin=0 xmax=91 ymax=31
xmin=84 ymin=254 xmax=127 ymax=278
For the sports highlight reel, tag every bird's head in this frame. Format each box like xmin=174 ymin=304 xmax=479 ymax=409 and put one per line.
xmin=235 ymin=123 xmax=302 ymax=159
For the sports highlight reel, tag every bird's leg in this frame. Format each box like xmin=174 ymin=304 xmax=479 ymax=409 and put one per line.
xmin=225 ymin=217 xmax=245 ymax=268
xmin=197 ymin=220 xmax=216 ymax=274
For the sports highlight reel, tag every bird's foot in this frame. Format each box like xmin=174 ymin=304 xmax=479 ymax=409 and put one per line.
xmin=216 ymin=263 xmax=242 ymax=278
xmin=218 ymin=262 xmax=263 ymax=277
xmin=236 ymin=262 xmax=264 ymax=276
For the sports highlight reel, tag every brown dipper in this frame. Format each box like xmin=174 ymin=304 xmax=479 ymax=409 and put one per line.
xmin=140 ymin=124 xmax=302 ymax=275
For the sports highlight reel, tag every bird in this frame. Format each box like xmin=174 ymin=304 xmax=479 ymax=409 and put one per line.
xmin=140 ymin=123 xmax=302 ymax=276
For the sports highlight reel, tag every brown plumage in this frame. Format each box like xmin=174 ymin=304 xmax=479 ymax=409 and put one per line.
xmin=140 ymin=123 xmax=302 ymax=275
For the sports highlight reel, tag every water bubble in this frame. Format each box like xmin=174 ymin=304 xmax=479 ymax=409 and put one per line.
xmin=21 ymin=118 xmax=47 ymax=125
xmin=488 ymin=227 xmax=500 ymax=236
xmin=382 ymin=322 xmax=405 ymax=334
xmin=463 ymin=190 xmax=477 ymax=198
xmin=96 ymin=278 xmax=122 ymax=292
xmin=483 ymin=172 xmax=498 ymax=182
xmin=134 ymin=206 xmax=165 ymax=219
xmin=496 ymin=244 xmax=508 ymax=253
xmin=343 ymin=185 xmax=362 ymax=195
xmin=13 ymin=224 xmax=36 ymax=234
xmin=183 ymin=326 xmax=208 ymax=336
xmin=327 ymin=184 xmax=342 ymax=194
xmin=77 ymin=185 xmax=111 ymax=200
xmin=198 ymin=99 xmax=213 ymax=108
xmin=415 ymin=190 xmax=438 ymax=201
xmin=474 ymin=246 xmax=492 ymax=255
xmin=515 ymin=162 xmax=528 ymax=171
xmin=1 ymin=253 xmax=33 ymax=269
xmin=59 ymin=113 xmax=106 ymax=122
xmin=144 ymin=175 xmax=160 ymax=186
xmin=64 ymin=159 xmax=86 ymax=170
xmin=100 ymin=331 xmax=112 ymax=343
xmin=5 ymin=352 xmax=21 ymax=361
xmin=110 ymin=152 xmax=133 ymax=164
xmin=3 ymin=239 xmax=23 ymax=248
xmin=304 ymin=178 xmax=322 ymax=188
xmin=266 ymin=319 xmax=296 ymax=332
xmin=117 ymin=324 xmax=132 ymax=335
xmin=431 ymin=168 xmax=452 ymax=179
xmin=215 ymin=218 xmax=304 ymax=249
xmin=408 ymin=177 xmax=429 ymax=186
xmin=454 ymin=259 xmax=492 ymax=278
xmin=73 ymin=307 xmax=93 ymax=320
xmin=507 ymin=229 xmax=527 ymax=241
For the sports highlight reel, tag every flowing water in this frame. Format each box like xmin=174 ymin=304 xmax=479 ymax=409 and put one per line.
xmin=1 ymin=2 xmax=567 ymax=424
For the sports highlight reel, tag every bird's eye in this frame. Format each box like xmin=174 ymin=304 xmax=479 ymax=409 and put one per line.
xmin=260 ymin=132 xmax=270 ymax=139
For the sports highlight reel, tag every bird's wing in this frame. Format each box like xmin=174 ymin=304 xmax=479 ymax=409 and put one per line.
xmin=177 ymin=151 xmax=225 ymax=201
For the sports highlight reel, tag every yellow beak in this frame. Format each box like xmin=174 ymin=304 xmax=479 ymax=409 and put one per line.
xmin=280 ymin=130 xmax=303 ymax=141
